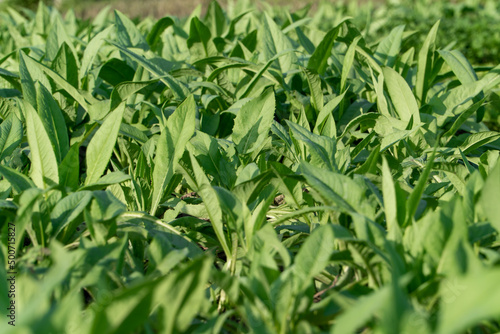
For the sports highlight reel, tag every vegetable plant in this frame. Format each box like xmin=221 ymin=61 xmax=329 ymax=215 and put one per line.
xmin=0 ymin=1 xmax=499 ymax=333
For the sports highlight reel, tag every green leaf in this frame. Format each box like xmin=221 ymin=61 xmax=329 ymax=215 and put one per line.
xmin=340 ymin=36 xmax=360 ymax=94
xmin=89 ymin=190 xmax=127 ymax=223
xmin=287 ymin=121 xmax=337 ymax=171
xmin=303 ymin=68 xmax=323 ymax=114
xmin=331 ymin=285 xmax=392 ymax=334
xmin=85 ymin=104 xmax=125 ymax=185
xmin=115 ymin=10 xmax=149 ymax=50
xmin=214 ymin=186 xmax=249 ymax=239
xmin=443 ymin=98 xmax=486 ymax=138
xmin=438 ymin=50 xmax=477 ymax=84
xmin=298 ymin=161 xmax=360 ymax=214
xmin=36 ymin=82 xmax=69 ymax=163
xmin=313 ymin=92 xmax=344 ymax=137
xmin=178 ymin=151 xmax=231 ymax=257
xmin=232 ymin=87 xmax=275 ymax=155
xmin=158 ymin=256 xmax=212 ymax=333
xmin=438 ymin=268 xmax=500 ymax=334
xmin=187 ymin=16 xmax=217 ymax=60
xmin=24 ymin=101 xmax=59 ymax=188
xmin=109 ymin=42 xmax=188 ymax=100
xmin=151 ymin=95 xmax=196 ymax=215
xmin=204 ymin=0 xmax=227 ymax=37
xmin=382 ymin=157 xmax=401 ymax=239
xmin=146 ymin=16 xmax=174 ymax=50
xmin=80 ymin=171 xmax=131 ymax=191
xmin=294 ymin=224 xmax=335 ymax=290
xmin=90 ymin=275 xmax=162 ymax=334
xmin=375 ymin=25 xmax=405 ymax=67
xmin=374 ymin=115 xmax=418 ymax=151
xmin=307 ymin=20 xmax=346 ymax=74
xmin=80 ymin=25 xmax=114 ymax=79
xmin=190 ymin=131 xmax=237 ymax=188
xmin=415 ymin=20 xmax=440 ymax=104
xmin=110 ymin=80 xmax=158 ymax=111
xmin=118 ymin=123 xmax=148 ymax=144
xmin=46 ymin=16 xmax=79 ymax=64
xmin=405 ymin=149 xmax=436 ymax=226
xmin=238 ymin=50 xmax=294 ymax=98
xmin=51 ymin=191 xmax=92 ymax=238
xmin=260 ymin=12 xmax=297 ymax=74
xmin=51 ymin=42 xmax=79 ymax=89
xmin=459 ymin=131 xmax=500 ymax=154
xmin=59 ymin=143 xmax=80 ymax=191
xmin=0 ymin=164 xmax=35 ymax=193
xmin=20 ymin=51 xmax=94 ymax=116
xmin=382 ymin=67 xmax=421 ymax=126
xmin=0 ymin=113 xmax=23 ymax=162
xmin=99 ymin=58 xmax=136 ymax=86
xmin=479 ymin=160 xmax=500 ymax=232
xmin=19 ymin=50 xmax=51 ymax=108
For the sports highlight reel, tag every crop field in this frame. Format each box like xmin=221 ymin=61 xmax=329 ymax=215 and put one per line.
xmin=0 ymin=0 xmax=500 ymax=333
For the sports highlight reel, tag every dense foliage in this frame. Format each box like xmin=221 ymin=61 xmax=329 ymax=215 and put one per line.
xmin=344 ymin=0 xmax=500 ymax=66
xmin=0 ymin=1 xmax=499 ymax=333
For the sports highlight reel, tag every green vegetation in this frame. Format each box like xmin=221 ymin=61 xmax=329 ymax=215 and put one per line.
xmin=0 ymin=0 xmax=500 ymax=333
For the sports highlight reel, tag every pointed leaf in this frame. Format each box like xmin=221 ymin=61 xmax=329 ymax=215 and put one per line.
xmin=24 ymin=101 xmax=59 ymax=188
xmin=151 ymin=95 xmax=196 ymax=215
xmin=36 ymin=82 xmax=69 ymax=163
xmin=115 ymin=10 xmax=149 ymax=50
xmin=0 ymin=113 xmax=23 ymax=162
xmin=232 ymin=88 xmax=275 ymax=155
xmin=307 ymin=20 xmax=345 ymax=74
xmin=85 ymin=104 xmax=125 ymax=185
xmin=439 ymin=50 xmax=477 ymax=84
xmin=382 ymin=67 xmax=421 ymax=126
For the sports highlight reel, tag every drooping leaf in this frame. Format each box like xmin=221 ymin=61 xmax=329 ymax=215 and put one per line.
xmin=0 ymin=164 xmax=35 ymax=193
xmin=109 ymin=42 xmax=188 ymax=100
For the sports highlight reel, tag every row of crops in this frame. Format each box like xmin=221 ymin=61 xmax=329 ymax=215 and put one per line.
xmin=0 ymin=0 xmax=499 ymax=333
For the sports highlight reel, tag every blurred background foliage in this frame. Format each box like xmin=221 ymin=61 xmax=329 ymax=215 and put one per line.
xmin=2 ymin=0 xmax=499 ymax=127
xmin=3 ymin=0 xmax=500 ymax=66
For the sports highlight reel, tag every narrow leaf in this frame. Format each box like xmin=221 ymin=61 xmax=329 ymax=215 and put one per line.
xmin=151 ymin=95 xmax=196 ymax=215
xmin=85 ymin=104 xmax=125 ymax=185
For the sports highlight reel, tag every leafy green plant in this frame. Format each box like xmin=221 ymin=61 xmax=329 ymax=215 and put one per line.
xmin=0 ymin=1 xmax=499 ymax=333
